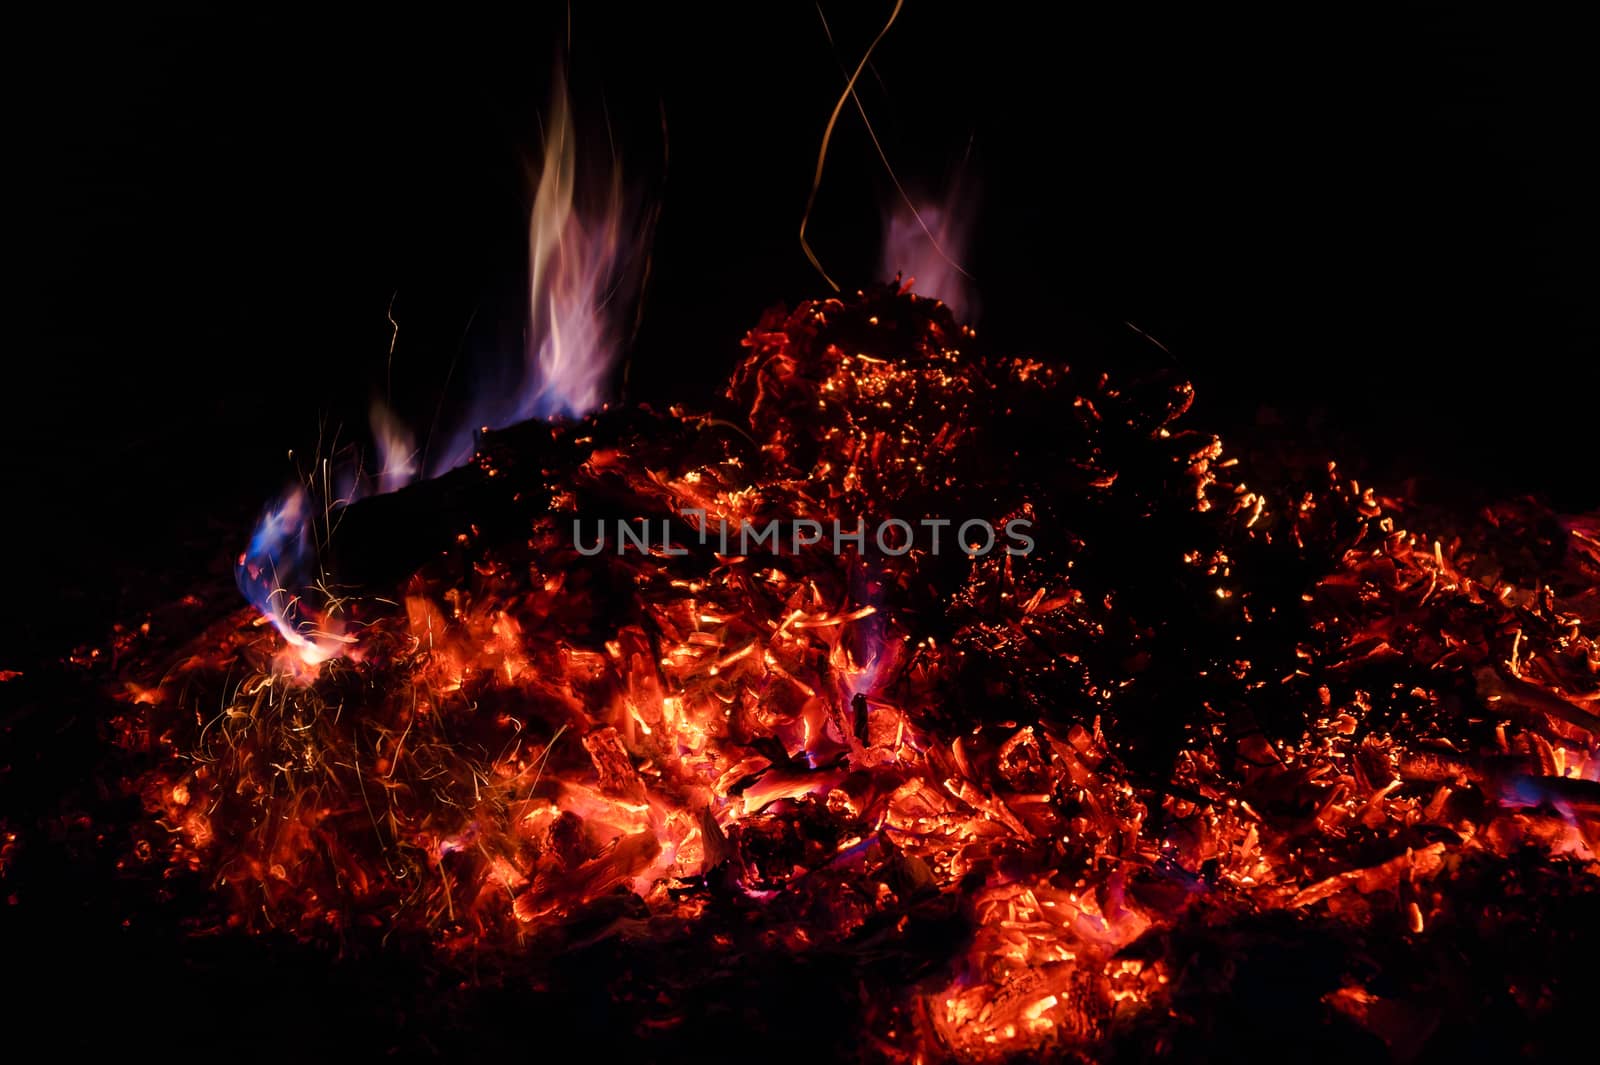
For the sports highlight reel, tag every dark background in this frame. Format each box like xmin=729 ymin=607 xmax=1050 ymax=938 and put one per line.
xmin=9 ymin=2 xmax=1595 ymax=657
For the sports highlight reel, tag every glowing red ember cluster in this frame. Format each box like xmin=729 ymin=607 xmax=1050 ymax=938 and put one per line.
xmin=114 ymin=285 xmax=1599 ymax=1061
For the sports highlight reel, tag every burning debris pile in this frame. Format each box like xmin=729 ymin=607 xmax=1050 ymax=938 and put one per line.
xmin=110 ymin=284 xmax=1597 ymax=1061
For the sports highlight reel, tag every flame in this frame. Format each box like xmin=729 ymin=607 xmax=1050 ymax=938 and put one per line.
xmin=880 ymin=188 xmax=976 ymax=320
xmin=516 ymin=75 xmax=634 ymax=422
xmin=237 ymin=72 xmax=647 ymax=664
xmin=370 ymin=399 xmax=419 ymax=495
xmin=233 ymin=485 xmax=350 ymax=665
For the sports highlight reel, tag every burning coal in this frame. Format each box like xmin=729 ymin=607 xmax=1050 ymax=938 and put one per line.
xmin=111 ymin=274 xmax=1599 ymax=1060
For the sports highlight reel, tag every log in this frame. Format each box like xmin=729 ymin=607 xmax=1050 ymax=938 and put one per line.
xmin=323 ymin=406 xmax=688 ymax=589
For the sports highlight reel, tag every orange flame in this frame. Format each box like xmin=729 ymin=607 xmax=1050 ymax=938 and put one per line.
xmin=516 ymin=73 xmax=640 ymax=422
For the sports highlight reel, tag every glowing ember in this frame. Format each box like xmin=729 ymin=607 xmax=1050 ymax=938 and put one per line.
xmin=118 ymin=285 xmax=1596 ymax=1060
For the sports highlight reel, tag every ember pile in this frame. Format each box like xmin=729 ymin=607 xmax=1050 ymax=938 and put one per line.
xmin=108 ymin=284 xmax=1598 ymax=1060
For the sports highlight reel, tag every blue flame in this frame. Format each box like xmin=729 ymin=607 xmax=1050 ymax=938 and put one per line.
xmin=235 ymin=485 xmax=340 ymax=662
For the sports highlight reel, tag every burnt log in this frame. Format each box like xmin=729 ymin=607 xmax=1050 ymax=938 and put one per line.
xmin=323 ymin=406 xmax=695 ymax=590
